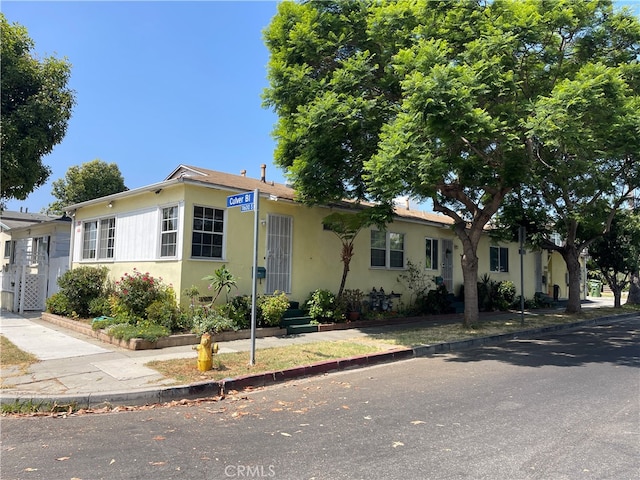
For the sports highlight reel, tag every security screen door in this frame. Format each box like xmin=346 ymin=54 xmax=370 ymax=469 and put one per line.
xmin=265 ymin=214 xmax=292 ymax=294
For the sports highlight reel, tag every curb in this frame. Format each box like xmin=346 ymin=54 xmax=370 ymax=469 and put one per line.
xmin=1 ymin=313 xmax=636 ymax=409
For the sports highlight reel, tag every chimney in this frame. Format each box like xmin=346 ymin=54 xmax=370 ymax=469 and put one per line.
xmin=260 ymin=164 xmax=266 ymax=183
xmin=240 ymin=169 xmax=246 ymax=177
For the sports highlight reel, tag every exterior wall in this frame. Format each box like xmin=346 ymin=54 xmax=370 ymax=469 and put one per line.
xmin=70 ymin=181 xmax=569 ymax=307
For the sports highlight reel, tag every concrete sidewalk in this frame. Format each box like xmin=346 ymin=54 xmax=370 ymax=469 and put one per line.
xmin=0 ymin=297 xmax=629 ymax=407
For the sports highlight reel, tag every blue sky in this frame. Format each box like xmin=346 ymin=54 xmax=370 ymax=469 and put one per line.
xmin=3 ymin=0 xmax=283 ymax=213
xmin=4 ymin=1 xmax=639 ymax=214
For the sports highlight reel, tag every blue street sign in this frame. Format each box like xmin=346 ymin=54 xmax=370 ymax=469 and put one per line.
xmin=227 ymin=191 xmax=254 ymax=208
xmin=241 ymin=204 xmax=254 ymax=212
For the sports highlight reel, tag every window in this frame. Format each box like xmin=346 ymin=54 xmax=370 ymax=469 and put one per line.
xmin=191 ymin=206 xmax=224 ymax=258
xmin=370 ymin=230 xmax=405 ymax=268
xmin=82 ymin=218 xmax=115 ymax=260
xmin=490 ymin=246 xmax=509 ymax=272
xmin=160 ymin=206 xmax=178 ymax=257
xmin=4 ymin=240 xmax=12 ymax=259
xmin=425 ymin=238 xmax=439 ymax=270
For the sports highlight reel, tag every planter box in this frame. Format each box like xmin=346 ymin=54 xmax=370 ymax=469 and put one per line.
xmin=40 ymin=313 xmax=286 ymax=351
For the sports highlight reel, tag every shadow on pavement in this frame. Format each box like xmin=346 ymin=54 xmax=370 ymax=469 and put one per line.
xmin=443 ymin=318 xmax=640 ymax=369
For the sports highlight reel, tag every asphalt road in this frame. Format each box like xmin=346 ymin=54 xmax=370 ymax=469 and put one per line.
xmin=2 ymin=317 xmax=638 ymax=480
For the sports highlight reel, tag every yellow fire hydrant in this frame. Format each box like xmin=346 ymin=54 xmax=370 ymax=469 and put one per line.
xmin=194 ymin=333 xmax=214 ymax=372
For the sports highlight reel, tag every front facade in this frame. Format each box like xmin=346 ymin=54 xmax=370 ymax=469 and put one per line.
xmin=66 ymin=165 xmax=580 ymax=308
xmin=0 ymin=211 xmax=71 ymax=312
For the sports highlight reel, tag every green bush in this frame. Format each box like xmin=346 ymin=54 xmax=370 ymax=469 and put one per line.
xmin=258 ymin=291 xmax=289 ymax=327
xmin=107 ymin=321 xmax=170 ymax=342
xmin=55 ymin=266 xmax=110 ymax=317
xmin=190 ymin=306 xmax=237 ymax=336
xmin=228 ymin=295 xmax=252 ymax=330
xmin=113 ymin=269 xmax=163 ymax=318
xmin=306 ymin=289 xmax=339 ymax=323
xmin=497 ymin=280 xmax=516 ymax=310
xmin=45 ymin=292 xmax=70 ymax=316
xmin=89 ymin=296 xmax=112 ymax=317
xmin=145 ymin=287 xmax=181 ymax=331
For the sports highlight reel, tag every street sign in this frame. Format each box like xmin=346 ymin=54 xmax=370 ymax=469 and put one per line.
xmin=227 ymin=191 xmax=254 ymax=209
xmin=241 ymin=204 xmax=254 ymax=212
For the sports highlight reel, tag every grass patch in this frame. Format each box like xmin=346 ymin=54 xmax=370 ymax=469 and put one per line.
xmin=147 ymin=305 xmax=636 ymax=385
xmin=1 ymin=399 xmax=78 ymax=415
xmin=0 ymin=335 xmax=38 ymax=369
xmin=147 ymin=340 xmax=393 ymax=384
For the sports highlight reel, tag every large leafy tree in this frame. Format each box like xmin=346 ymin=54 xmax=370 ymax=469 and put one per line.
xmin=1 ymin=13 xmax=75 ymax=206
xmin=264 ymin=0 xmax=638 ymax=326
xmin=48 ymin=159 xmax=127 ymax=214
xmin=588 ymin=210 xmax=640 ymax=308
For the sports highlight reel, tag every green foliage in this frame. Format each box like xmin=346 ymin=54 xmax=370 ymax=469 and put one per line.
xmin=478 ymin=275 xmax=516 ymax=312
xmin=0 ymin=13 xmax=75 ymax=204
xmin=54 ymin=266 xmax=110 ymax=318
xmin=190 ymin=306 xmax=237 ymax=336
xmin=48 ymin=159 xmax=127 ymax=214
xmin=228 ymin=295 xmax=252 ymax=330
xmin=258 ymin=291 xmax=289 ymax=327
xmin=203 ymin=265 xmax=237 ymax=304
xmin=45 ymin=292 xmax=70 ymax=316
xmin=88 ymin=296 xmax=112 ymax=317
xmin=145 ymin=296 xmax=180 ymax=331
xmin=342 ymin=289 xmax=364 ymax=313
xmin=397 ymin=260 xmax=434 ymax=309
xmin=107 ymin=321 xmax=170 ymax=343
xmin=306 ymin=289 xmax=340 ymax=323
xmin=421 ymin=285 xmax=451 ymax=315
xmin=113 ymin=269 xmax=164 ymax=319
xmin=497 ymin=281 xmax=517 ymax=310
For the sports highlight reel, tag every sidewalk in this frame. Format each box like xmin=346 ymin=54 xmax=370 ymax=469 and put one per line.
xmin=0 ymin=297 xmax=630 ymax=408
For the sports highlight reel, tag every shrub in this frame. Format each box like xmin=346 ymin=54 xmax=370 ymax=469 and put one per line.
xmin=496 ymin=280 xmax=516 ymax=310
xmin=190 ymin=306 xmax=237 ymax=336
xmin=145 ymin=296 xmax=180 ymax=331
xmin=46 ymin=292 xmax=70 ymax=315
xmin=55 ymin=266 xmax=110 ymax=317
xmin=306 ymin=289 xmax=339 ymax=323
xmin=108 ymin=322 xmax=170 ymax=342
xmin=258 ymin=291 xmax=289 ymax=327
xmin=113 ymin=269 xmax=164 ymax=318
xmin=89 ymin=296 xmax=112 ymax=317
xmin=228 ymin=295 xmax=252 ymax=330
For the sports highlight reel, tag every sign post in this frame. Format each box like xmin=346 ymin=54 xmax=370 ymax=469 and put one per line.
xmin=227 ymin=189 xmax=259 ymax=365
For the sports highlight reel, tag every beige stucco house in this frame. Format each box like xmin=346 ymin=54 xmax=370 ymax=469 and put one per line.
xmin=63 ymin=164 xmax=580 ymax=308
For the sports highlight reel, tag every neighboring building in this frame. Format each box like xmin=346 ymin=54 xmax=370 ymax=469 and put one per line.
xmin=0 ymin=210 xmax=71 ymax=312
xmin=63 ymin=164 xmax=578 ymax=308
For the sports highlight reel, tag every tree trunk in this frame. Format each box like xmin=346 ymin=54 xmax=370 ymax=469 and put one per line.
xmin=627 ymin=270 xmax=640 ymax=305
xmin=562 ymin=247 xmax=582 ymax=314
xmin=337 ymin=242 xmax=354 ymax=299
xmin=461 ymin=246 xmax=480 ymax=328
xmin=612 ymin=287 xmax=622 ymax=308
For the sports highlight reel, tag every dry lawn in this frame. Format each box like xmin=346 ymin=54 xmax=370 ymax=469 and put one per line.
xmin=147 ymin=305 xmax=638 ymax=385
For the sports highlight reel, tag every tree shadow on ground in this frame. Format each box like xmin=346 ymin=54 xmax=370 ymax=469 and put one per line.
xmin=443 ymin=318 xmax=639 ymax=369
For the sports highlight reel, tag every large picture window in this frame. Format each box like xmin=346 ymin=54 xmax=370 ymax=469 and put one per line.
xmin=370 ymin=230 xmax=405 ymax=269
xmin=490 ymin=246 xmax=509 ymax=272
xmin=425 ymin=238 xmax=439 ymax=270
xmin=191 ymin=206 xmax=224 ymax=259
xmin=82 ymin=218 xmax=115 ymax=260
xmin=160 ymin=206 xmax=178 ymax=257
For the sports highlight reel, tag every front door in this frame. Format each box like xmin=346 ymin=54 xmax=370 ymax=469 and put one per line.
xmin=441 ymin=239 xmax=454 ymax=293
xmin=265 ymin=214 xmax=292 ymax=294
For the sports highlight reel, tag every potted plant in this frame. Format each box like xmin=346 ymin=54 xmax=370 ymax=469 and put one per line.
xmin=342 ymin=289 xmax=363 ymax=321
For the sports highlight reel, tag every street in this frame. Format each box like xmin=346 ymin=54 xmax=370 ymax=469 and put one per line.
xmin=2 ymin=317 xmax=638 ymax=480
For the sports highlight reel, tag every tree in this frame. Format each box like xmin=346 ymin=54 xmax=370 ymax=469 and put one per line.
xmin=264 ymin=0 xmax=639 ymax=326
xmin=48 ymin=159 xmax=127 ymax=214
xmin=588 ymin=211 xmax=640 ymax=308
xmin=0 ymin=13 xmax=74 ymax=206
xmin=322 ymin=210 xmax=376 ymax=298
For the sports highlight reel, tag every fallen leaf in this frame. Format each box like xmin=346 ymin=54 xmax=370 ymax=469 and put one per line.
xmin=24 ymin=468 xmax=38 ymax=472
xmin=149 ymin=461 xmax=167 ymax=466
xmin=342 ymin=405 xmax=350 ymax=410
xmin=411 ymin=420 xmax=426 ymax=425
xmin=56 ymin=456 xmax=70 ymax=461
xmin=153 ymin=436 xmax=166 ymax=441
xmin=364 ymin=416 xmax=372 ymax=420
xmin=110 ymin=459 xmax=116 ymax=465
xmin=280 ymin=432 xmax=292 ymax=437
xmin=392 ymin=442 xmax=404 ymax=448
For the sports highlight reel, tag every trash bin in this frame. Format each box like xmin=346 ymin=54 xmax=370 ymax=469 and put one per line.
xmin=589 ymin=280 xmax=601 ymax=297
xmin=553 ymin=284 xmax=560 ymax=301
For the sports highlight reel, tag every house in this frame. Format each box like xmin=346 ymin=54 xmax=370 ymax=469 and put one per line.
xmin=63 ymin=164 xmax=582 ymax=309
xmin=0 ymin=209 xmax=71 ymax=312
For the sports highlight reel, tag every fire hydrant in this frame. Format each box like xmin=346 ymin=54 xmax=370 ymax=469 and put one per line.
xmin=194 ymin=333 xmax=216 ymax=372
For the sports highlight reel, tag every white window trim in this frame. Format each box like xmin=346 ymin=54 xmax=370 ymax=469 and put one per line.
xmin=490 ymin=245 xmax=509 ymax=272
xmin=81 ymin=217 xmax=116 ymax=261
xmin=158 ymin=204 xmax=180 ymax=259
xmin=425 ymin=237 xmax=439 ymax=270
xmin=190 ymin=204 xmax=227 ymax=260
xmin=370 ymin=230 xmax=405 ymax=269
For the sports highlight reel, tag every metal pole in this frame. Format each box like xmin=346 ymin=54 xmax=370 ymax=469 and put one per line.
xmin=250 ymin=189 xmax=259 ymax=365
xmin=519 ymin=226 xmax=526 ymax=326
